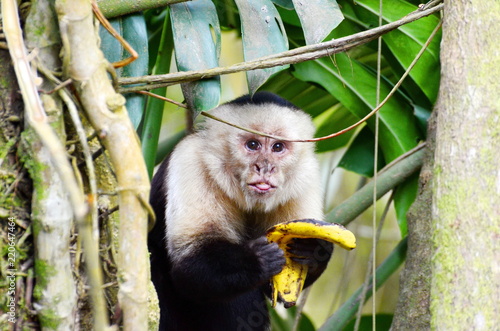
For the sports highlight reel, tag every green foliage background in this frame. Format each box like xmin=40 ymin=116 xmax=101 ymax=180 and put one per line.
xmin=101 ymin=0 xmax=441 ymax=329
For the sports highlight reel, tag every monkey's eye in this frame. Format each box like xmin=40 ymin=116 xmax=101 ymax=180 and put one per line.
xmin=272 ymin=142 xmax=286 ymax=153
xmin=245 ymin=140 xmax=261 ymax=151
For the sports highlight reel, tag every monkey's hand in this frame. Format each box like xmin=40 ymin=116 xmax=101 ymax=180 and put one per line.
xmin=169 ymin=236 xmax=285 ymax=302
xmin=287 ymin=238 xmax=333 ymax=286
xmin=266 ymin=219 xmax=356 ymax=308
xmin=247 ymin=237 xmax=286 ymax=280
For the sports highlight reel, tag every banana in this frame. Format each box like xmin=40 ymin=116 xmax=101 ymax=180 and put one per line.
xmin=266 ymin=219 xmax=356 ymax=308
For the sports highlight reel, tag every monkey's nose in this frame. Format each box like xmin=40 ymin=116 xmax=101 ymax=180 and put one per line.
xmin=254 ymin=162 xmax=275 ymax=174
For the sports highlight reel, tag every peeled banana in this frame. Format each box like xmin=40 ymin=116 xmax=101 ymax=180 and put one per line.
xmin=266 ymin=219 xmax=356 ymax=308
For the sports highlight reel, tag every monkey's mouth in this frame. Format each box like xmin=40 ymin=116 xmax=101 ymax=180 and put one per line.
xmin=248 ymin=181 xmax=276 ymax=194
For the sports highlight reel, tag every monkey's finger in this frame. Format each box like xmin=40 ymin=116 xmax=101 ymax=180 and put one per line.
xmin=287 ymin=238 xmax=334 ymax=259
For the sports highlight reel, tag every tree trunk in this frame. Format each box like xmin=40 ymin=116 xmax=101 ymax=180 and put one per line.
xmin=23 ymin=1 xmax=78 ymax=328
xmin=431 ymin=1 xmax=500 ymax=328
xmin=393 ymin=1 xmax=500 ymax=329
xmin=0 ymin=47 xmax=38 ymax=330
xmin=391 ymin=112 xmax=436 ymax=329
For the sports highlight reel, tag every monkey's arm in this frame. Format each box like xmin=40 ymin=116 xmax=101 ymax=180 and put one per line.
xmin=169 ymin=237 xmax=284 ymax=302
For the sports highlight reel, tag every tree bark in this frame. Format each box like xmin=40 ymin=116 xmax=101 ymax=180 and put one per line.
xmin=391 ymin=113 xmax=436 ymax=329
xmin=23 ymin=1 xmax=78 ymax=328
xmin=0 ymin=48 xmax=38 ymax=330
xmin=430 ymin=1 xmax=500 ymax=329
xmin=393 ymin=1 xmax=500 ymax=330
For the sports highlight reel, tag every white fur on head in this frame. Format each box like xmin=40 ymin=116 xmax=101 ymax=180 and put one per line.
xmin=164 ymin=97 xmax=324 ymax=259
xmin=200 ymin=101 xmax=319 ymax=212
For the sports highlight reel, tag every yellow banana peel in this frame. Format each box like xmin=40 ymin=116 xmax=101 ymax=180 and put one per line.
xmin=266 ymin=219 xmax=356 ymax=308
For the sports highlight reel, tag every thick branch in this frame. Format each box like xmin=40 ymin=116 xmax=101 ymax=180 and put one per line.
xmin=55 ymin=0 xmax=151 ymax=330
xmin=97 ymin=0 xmax=189 ymax=19
xmin=21 ymin=0 xmax=79 ymax=328
xmin=118 ymin=2 xmax=443 ymax=93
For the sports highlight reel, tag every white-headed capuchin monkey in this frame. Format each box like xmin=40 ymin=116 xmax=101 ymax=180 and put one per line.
xmin=148 ymin=92 xmax=333 ymax=331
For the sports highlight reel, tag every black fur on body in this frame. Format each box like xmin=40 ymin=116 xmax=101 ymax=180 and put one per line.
xmin=148 ymin=92 xmax=333 ymax=331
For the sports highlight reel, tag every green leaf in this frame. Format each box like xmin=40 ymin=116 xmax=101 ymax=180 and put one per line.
xmin=380 ymin=48 xmax=432 ymax=109
xmin=293 ymin=54 xmax=420 ymax=163
xmin=234 ymin=0 xmax=289 ymax=93
xmin=99 ymin=19 xmax=122 ymax=66
xmin=351 ymin=0 xmax=441 ymax=103
xmin=141 ymin=11 xmax=173 ymax=178
xmin=338 ymin=126 xmax=385 ymax=176
xmin=315 ymin=105 xmax=358 ymax=153
xmin=291 ymin=0 xmax=344 ymax=45
xmin=259 ymin=70 xmax=338 ymax=117
xmin=272 ymin=0 xmax=294 ymax=10
xmin=269 ymin=306 xmax=289 ymax=331
xmin=122 ymin=14 xmax=149 ymax=129
xmin=99 ymin=14 xmax=149 ymax=129
xmin=276 ymin=6 xmax=302 ymax=26
xmin=414 ymin=104 xmax=431 ymax=136
xmin=213 ymin=0 xmax=240 ymax=30
xmin=145 ymin=8 xmax=169 ymax=73
xmin=170 ymin=0 xmax=221 ymax=113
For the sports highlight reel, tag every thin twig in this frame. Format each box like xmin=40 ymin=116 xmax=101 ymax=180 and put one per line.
xmin=292 ymin=286 xmax=312 ymax=331
xmin=136 ymin=91 xmax=187 ymax=108
xmin=145 ymin=14 xmax=439 ymax=146
xmin=60 ymin=89 xmax=99 ymax=239
xmin=118 ymin=3 xmax=443 ymax=93
xmin=369 ymin=1 xmax=385 ymax=328
xmin=35 ymin=63 xmax=99 ymax=238
xmin=43 ymin=78 xmax=72 ymax=94
xmin=91 ymin=0 xmax=137 ymax=68
xmin=200 ymin=20 xmax=443 ymax=144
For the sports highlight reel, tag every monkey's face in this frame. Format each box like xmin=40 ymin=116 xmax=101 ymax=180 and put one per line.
xmin=229 ymin=132 xmax=301 ymax=210
xmin=202 ymin=102 xmax=317 ymax=212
